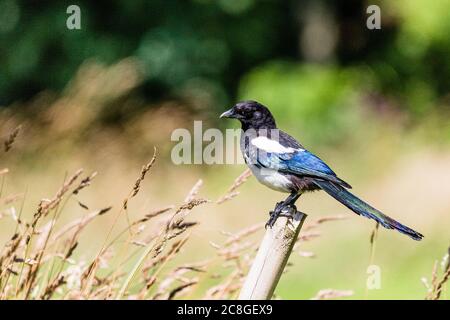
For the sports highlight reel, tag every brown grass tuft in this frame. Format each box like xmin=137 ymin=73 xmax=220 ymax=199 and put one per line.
xmin=216 ymin=169 xmax=252 ymax=204
xmin=425 ymin=246 xmax=450 ymax=300
xmin=3 ymin=125 xmax=21 ymax=152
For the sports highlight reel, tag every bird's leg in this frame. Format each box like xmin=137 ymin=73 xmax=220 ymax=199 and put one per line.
xmin=273 ymin=201 xmax=284 ymax=212
xmin=267 ymin=203 xmax=283 ymax=227
xmin=266 ymin=193 xmax=301 ymax=228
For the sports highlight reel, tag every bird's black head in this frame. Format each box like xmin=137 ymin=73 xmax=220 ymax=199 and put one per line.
xmin=220 ymin=100 xmax=276 ymax=130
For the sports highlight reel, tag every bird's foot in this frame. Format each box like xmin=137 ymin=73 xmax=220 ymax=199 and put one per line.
xmin=266 ymin=202 xmax=284 ymax=228
xmin=270 ymin=202 xmax=284 ymax=215
xmin=265 ymin=212 xmax=278 ymax=229
xmin=288 ymin=204 xmax=297 ymax=214
xmin=265 ymin=204 xmax=297 ymax=228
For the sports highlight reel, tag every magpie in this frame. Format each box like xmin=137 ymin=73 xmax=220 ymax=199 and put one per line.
xmin=220 ymin=100 xmax=423 ymax=241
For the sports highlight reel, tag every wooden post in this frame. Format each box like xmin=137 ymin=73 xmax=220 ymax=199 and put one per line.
xmin=238 ymin=209 xmax=307 ymax=300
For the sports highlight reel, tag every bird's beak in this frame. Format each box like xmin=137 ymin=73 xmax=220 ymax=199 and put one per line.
xmin=220 ymin=108 xmax=235 ymax=119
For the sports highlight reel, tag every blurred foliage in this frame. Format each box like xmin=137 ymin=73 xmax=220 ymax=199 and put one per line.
xmin=0 ymin=0 xmax=449 ymax=140
xmin=0 ymin=0 xmax=293 ymax=108
xmin=239 ymin=63 xmax=362 ymax=144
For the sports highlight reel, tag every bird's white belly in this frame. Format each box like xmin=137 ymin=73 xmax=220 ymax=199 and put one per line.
xmin=249 ymin=165 xmax=292 ymax=193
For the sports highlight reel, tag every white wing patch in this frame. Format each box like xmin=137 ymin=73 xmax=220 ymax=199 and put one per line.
xmin=250 ymin=136 xmax=303 ymax=154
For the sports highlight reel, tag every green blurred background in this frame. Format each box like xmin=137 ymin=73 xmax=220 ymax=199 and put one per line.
xmin=0 ymin=0 xmax=449 ymax=299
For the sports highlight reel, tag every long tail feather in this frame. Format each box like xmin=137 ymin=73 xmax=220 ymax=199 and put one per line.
xmin=314 ymin=180 xmax=423 ymax=241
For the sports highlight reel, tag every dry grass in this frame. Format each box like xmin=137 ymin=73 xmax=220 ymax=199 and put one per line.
xmin=0 ymin=134 xmax=353 ymax=299
xmin=423 ymin=247 xmax=450 ymax=300
xmin=311 ymin=289 xmax=354 ymax=300
xmin=216 ymin=169 xmax=252 ymax=204
xmin=3 ymin=125 xmax=21 ymax=153
xmin=1 ymin=133 xmax=446 ymax=300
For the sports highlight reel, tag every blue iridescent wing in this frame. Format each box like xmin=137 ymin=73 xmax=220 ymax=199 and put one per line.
xmin=256 ymin=149 xmax=351 ymax=188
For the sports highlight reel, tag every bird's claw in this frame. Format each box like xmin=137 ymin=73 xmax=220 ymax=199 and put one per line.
xmin=289 ymin=204 xmax=297 ymax=213
xmin=265 ymin=212 xmax=277 ymax=229
xmin=265 ymin=203 xmax=297 ymax=229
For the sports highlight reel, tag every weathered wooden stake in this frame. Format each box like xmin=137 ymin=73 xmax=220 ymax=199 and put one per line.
xmin=238 ymin=209 xmax=307 ymax=300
